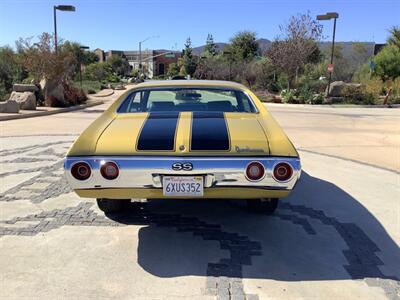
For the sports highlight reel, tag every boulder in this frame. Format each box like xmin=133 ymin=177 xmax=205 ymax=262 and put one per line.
xmin=9 ymin=91 xmax=36 ymax=110
xmin=40 ymin=79 xmax=67 ymax=107
xmin=9 ymin=91 xmax=34 ymax=109
xmin=327 ymin=81 xmax=362 ymax=97
xmin=12 ymin=84 xmax=39 ymax=93
xmin=114 ymin=84 xmax=126 ymax=90
xmin=0 ymin=100 xmax=19 ymax=113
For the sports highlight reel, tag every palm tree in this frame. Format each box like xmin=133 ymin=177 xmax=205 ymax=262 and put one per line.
xmin=387 ymin=26 xmax=400 ymax=48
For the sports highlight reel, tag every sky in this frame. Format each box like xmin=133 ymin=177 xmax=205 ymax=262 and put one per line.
xmin=1 ymin=0 xmax=399 ymax=51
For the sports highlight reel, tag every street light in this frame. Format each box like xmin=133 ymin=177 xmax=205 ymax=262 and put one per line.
xmin=53 ymin=5 xmax=76 ymax=53
xmin=79 ymin=46 xmax=89 ymax=91
xmin=317 ymin=12 xmax=339 ymax=97
xmin=138 ymin=35 xmax=159 ymax=77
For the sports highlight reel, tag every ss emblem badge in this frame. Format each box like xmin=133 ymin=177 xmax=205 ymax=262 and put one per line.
xmin=172 ymin=162 xmax=193 ymax=171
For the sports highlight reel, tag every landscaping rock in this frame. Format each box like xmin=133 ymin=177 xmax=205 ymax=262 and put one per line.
xmin=327 ymin=81 xmax=362 ymax=97
xmin=0 ymin=100 xmax=19 ymax=113
xmin=40 ymin=79 xmax=68 ymax=107
xmin=12 ymin=84 xmax=39 ymax=93
xmin=9 ymin=91 xmax=36 ymax=110
xmin=114 ymin=84 xmax=126 ymax=90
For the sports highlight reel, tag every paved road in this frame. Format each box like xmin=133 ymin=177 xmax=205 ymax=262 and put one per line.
xmin=1 ymin=96 xmax=399 ymax=300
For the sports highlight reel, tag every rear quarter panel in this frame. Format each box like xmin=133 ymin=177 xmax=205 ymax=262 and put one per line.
xmin=246 ymin=90 xmax=299 ymax=157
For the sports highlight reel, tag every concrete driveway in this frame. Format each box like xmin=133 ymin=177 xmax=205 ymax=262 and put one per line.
xmin=0 ymin=99 xmax=399 ymax=300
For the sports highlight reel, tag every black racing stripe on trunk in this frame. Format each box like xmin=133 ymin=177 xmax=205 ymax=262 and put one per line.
xmin=191 ymin=112 xmax=230 ymax=151
xmin=137 ymin=112 xmax=179 ymax=151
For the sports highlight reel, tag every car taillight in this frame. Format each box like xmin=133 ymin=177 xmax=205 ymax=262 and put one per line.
xmin=71 ymin=162 xmax=91 ymax=180
xmin=273 ymin=162 xmax=293 ymax=182
xmin=246 ymin=161 xmax=265 ymax=181
xmin=100 ymin=161 xmax=119 ymax=180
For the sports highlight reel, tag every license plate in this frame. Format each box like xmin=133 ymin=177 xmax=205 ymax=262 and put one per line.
xmin=162 ymin=176 xmax=204 ymax=197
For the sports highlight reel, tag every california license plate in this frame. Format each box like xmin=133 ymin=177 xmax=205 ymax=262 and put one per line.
xmin=162 ymin=176 xmax=204 ymax=197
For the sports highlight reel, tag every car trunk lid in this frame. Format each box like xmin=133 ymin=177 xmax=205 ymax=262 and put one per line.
xmin=95 ymin=112 xmax=269 ymax=155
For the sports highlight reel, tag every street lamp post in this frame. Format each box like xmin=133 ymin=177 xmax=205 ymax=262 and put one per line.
xmin=53 ymin=5 xmax=76 ymax=53
xmin=317 ymin=12 xmax=339 ymax=97
xmin=138 ymin=36 xmax=159 ymax=78
xmin=79 ymin=46 xmax=89 ymax=91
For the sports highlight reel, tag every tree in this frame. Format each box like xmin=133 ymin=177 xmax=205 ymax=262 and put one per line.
xmin=59 ymin=41 xmax=99 ymax=79
xmin=374 ymin=44 xmax=400 ymax=81
xmin=107 ymin=55 xmax=130 ymax=77
xmin=83 ymin=62 xmax=118 ymax=82
xmin=204 ymin=33 xmax=217 ymax=57
xmin=182 ymin=37 xmax=197 ymax=76
xmin=0 ymin=46 xmax=27 ymax=100
xmin=266 ymin=12 xmax=323 ymax=89
xmin=16 ymin=33 xmax=75 ymax=95
xmin=387 ymin=26 xmax=400 ymax=49
xmin=167 ymin=62 xmax=180 ymax=77
xmin=226 ymin=31 xmax=259 ymax=62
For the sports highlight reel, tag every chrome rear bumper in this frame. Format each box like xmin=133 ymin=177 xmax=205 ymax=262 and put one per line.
xmin=64 ymin=156 xmax=301 ymax=191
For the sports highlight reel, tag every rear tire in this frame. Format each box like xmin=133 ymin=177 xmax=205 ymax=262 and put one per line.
xmin=96 ymin=198 xmax=130 ymax=213
xmin=246 ymin=198 xmax=279 ymax=214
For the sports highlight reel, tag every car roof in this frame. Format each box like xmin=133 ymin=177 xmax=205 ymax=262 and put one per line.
xmin=131 ymin=80 xmax=249 ymax=91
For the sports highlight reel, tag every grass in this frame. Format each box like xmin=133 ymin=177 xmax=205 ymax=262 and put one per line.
xmin=72 ymin=80 xmax=103 ymax=95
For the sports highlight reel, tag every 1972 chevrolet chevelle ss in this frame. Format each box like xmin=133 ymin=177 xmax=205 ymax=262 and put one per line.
xmin=64 ymin=80 xmax=301 ymax=214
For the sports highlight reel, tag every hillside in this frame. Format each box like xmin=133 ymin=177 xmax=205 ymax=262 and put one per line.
xmin=192 ymin=39 xmax=375 ymax=61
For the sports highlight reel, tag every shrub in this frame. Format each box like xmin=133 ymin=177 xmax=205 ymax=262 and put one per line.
xmin=309 ymin=93 xmax=324 ymax=104
xmin=374 ymin=44 xmax=400 ymax=81
xmin=387 ymin=78 xmax=400 ymax=104
xmin=364 ymin=78 xmax=384 ymax=98
xmin=87 ymin=89 xmax=96 ymax=94
xmin=63 ymin=81 xmax=87 ymax=106
xmin=298 ymin=87 xmax=313 ymax=104
xmin=281 ymin=89 xmax=297 ymax=103
xmin=342 ymin=85 xmax=375 ymax=105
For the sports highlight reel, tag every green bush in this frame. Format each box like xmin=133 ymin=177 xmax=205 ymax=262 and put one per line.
xmin=72 ymin=80 xmax=102 ymax=94
xmin=342 ymin=85 xmax=376 ymax=105
xmin=152 ymin=74 xmax=168 ymax=80
xmin=374 ymin=44 xmax=400 ymax=81
xmin=297 ymin=85 xmax=314 ymax=104
xmin=83 ymin=62 xmax=120 ymax=83
xmin=281 ymin=89 xmax=297 ymax=103
xmin=309 ymin=93 xmax=324 ymax=104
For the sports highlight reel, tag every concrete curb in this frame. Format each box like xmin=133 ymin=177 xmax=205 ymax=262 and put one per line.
xmin=0 ymin=100 xmax=103 ymax=122
xmin=90 ymin=89 xmax=115 ymax=98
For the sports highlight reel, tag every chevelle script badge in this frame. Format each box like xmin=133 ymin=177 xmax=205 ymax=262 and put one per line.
xmin=235 ymin=146 xmax=264 ymax=153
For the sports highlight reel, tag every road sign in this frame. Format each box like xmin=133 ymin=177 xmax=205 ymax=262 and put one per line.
xmin=327 ymin=64 xmax=334 ymax=73
xmin=165 ymin=53 xmax=175 ymax=58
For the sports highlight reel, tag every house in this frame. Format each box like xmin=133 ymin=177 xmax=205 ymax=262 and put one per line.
xmin=94 ymin=48 xmax=181 ymax=78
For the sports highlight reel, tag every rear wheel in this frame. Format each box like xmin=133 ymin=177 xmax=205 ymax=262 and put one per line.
xmin=96 ymin=198 xmax=130 ymax=213
xmin=246 ymin=198 xmax=279 ymax=214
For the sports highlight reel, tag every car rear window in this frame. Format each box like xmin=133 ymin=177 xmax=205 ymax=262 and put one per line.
xmin=117 ymin=88 xmax=257 ymax=113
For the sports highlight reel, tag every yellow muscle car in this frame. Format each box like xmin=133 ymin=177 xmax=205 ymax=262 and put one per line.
xmin=64 ymin=80 xmax=301 ymax=214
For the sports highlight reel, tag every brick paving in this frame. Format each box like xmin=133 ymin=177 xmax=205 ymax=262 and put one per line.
xmin=0 ymin=134 xmax=399 ymax=299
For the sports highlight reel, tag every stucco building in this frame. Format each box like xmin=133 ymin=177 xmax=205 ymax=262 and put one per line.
xmin=94 ymin=48 xmax=181 ymax=78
